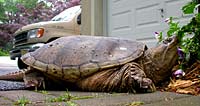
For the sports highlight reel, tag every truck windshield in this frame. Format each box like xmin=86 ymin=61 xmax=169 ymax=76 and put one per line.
xmin=51 ymin=5 xmax=81 ymax=21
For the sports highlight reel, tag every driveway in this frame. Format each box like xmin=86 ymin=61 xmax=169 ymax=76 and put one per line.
xmin=0 ymin=56 xmax=199 ymax=106
xmin=0 ymin=56 xmax=18 ymax=75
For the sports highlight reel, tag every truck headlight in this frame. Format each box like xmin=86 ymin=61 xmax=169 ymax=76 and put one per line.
xmin=28 ymin=28 xmax=44 ymax=38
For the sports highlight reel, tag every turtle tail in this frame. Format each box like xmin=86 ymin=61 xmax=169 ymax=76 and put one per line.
xmin=0 ymin=69 xmax=30 ymax=81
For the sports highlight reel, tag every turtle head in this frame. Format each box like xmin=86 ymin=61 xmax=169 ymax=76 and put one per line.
xmin=152 ymin=35 xmax=178 ymax=61
xmin=150 ymin=35 xmax=179 ymax=83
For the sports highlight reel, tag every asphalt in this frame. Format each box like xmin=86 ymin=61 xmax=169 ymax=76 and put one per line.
xmin=0 ymin=56 xmax=200 ymax=106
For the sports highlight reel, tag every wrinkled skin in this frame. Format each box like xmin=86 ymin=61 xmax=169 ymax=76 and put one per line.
xmin=142 ymin=36 xmax=178 ymax=85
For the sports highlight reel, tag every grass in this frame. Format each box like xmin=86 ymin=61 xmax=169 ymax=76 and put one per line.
xmin=14 ymin=96 xmax=31 ymax=106
xmin=44 ymin=90 xmax=96 ymax=106
xmin=37 ymin=90 xmax=49 ymax=95
xmin=14 ymin=90 xmax=97 ymax=105
xmin=48 ymin=91 xmax=95 ymax=102
xmin=72 ymin=95 xmax=95 ymax=100
xmin=41 ymin=89 xmax=95 ymax=103
xmin=126 ymin=101 xmax=144 ymax=106
xmin=0 ymin=49 xmax=9 ymax=56
xmin=47 ymin=93 xmax=71 ymax=102
xmin=31 ymin=89 xmax=95 ymax=106
xmin=66 ymin=101 xmax=78 ymax=106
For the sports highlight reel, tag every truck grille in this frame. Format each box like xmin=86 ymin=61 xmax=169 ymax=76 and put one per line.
xmin=14 ymin=32 xmax=28 ymax=45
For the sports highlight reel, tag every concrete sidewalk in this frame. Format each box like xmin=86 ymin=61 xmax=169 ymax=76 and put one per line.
xmin=0 ymin=90 xmax=199 ymax=106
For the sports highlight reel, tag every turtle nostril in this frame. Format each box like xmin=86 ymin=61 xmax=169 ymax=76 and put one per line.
xmin=163 ymin=38 xmax=173 ymax=44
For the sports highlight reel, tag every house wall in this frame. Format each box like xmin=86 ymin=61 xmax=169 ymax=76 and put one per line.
xmin=81 ymin=0 xmax=103 ymax=36
xmin=81 ymin=0 xmax=192 ymax=47
xmin=107 ymin=0 xmax=193 ymax=47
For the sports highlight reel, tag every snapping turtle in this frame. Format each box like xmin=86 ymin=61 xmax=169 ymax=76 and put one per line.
xmin=0 ymin=35 xmax=178 ymax=92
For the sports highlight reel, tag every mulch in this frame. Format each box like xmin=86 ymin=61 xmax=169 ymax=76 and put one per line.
xmin=158 ymin=60 xmax=200 ymax=95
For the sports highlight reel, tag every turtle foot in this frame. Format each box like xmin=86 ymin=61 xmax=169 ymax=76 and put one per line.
xmin=132 ymin=77 xmax=156 ymax=93
xmin=139 ymin=78 xmax=156 ymax=93
xmin=23 ymin=72 xmax=45 ymax=91
xmin=24 ymin=77 xmax=45 ymax=91
xmin=128 ymin=62 xmax=156 ymax=93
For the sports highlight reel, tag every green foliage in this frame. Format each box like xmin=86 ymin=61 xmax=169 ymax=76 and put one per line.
xmin=16 ymin=0 xmax=38 ymax=9
xmin=0 ymin=0 xmax=40 ymax=23
xmin=179 ymin=16 xmax=200 ymax=60
xmin=0 ymin=1 xmax=6 ymax=22
xmin=0 ymin=48 xmax=9 ymax=56
xmin=126 ymin=101 xmax=144 ymax=106
xmin=176 ymin=2 xmax=200 ymax=61
xmin=72 ymin=95 xmax=94 ymax=100
xmin=47 ymin=90 xmax=72 ymax=102
xmin=47 ymin=90 xmax=94 ymax=103
xmin=182 ymin=1 xmax=197 ymax=14
xmin=166 ymin=17 xmax=181 ymax=37
xmin=66 ymin=101 xmax=78 ymax=106
xmin=14 ymin=96 xmax=31 ymax=106
xmin=157 ymin=0 xmax=200 ymax=68
xmin=12 ymin=90 xmax=95 ymax=105
xmin=37 ymin=90 xmax=49 ymax=94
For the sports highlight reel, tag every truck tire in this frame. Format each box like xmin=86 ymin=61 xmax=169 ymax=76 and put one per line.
xmin=17 ymin=58 xmax=28 ymax=69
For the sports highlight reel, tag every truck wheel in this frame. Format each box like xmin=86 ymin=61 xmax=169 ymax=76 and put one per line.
xmin=17 ymin=58 xmax=28 ymax=69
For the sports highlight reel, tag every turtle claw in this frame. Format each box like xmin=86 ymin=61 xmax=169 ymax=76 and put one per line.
xmin=140 ymin=78 xmax=152 ymax=88
xmin=139 ymin=78 xmax=156 ymax=93
xmin=23 ymin=71 xmax=45 ymax=91
xmin=24 ymin=78 xmax=45 ymax=91
xmin=131 ymin=74 xmax=156 ymax=93
xmin=149 ymin=84 xmax=156 ymax=92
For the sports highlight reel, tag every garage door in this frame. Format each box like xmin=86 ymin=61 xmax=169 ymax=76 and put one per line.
xmin=107 ymin=0 xmax=192 ymax=47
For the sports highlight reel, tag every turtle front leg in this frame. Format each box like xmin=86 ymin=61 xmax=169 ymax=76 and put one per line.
xmin=121 ymin=62 xmax=156 ymax=93
xmin=23 ymin=67 xmax=45 ymax=91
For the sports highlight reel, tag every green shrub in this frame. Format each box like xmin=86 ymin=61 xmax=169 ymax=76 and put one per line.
xmin=156 ymin=0 xmax=200 ymax=69
xmin=0 ymin=48 xmax=9 ymax=56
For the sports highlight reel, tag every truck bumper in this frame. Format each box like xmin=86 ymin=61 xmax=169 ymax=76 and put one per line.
xmin=10 ymin=43 xmax=45 ymax=60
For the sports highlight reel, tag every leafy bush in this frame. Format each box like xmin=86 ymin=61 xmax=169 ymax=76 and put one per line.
xmin=0 ymin=48 xmax=9 ymax=56
xmin=156 ymin=0 xmax=200 ymax=69
xmin=0 ymin=23 xmax=23 ymax=48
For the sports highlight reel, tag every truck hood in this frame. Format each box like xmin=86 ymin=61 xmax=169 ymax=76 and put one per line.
xmin=15 ymin=21 xmax=69 ymax=34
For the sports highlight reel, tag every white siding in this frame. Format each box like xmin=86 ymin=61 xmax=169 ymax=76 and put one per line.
xmin=106 ymin=0 xmax=192 ymax=47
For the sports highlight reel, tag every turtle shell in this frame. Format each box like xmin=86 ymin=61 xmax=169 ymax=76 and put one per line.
xmin=21 ymin=35 xmax=146 ymax=82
